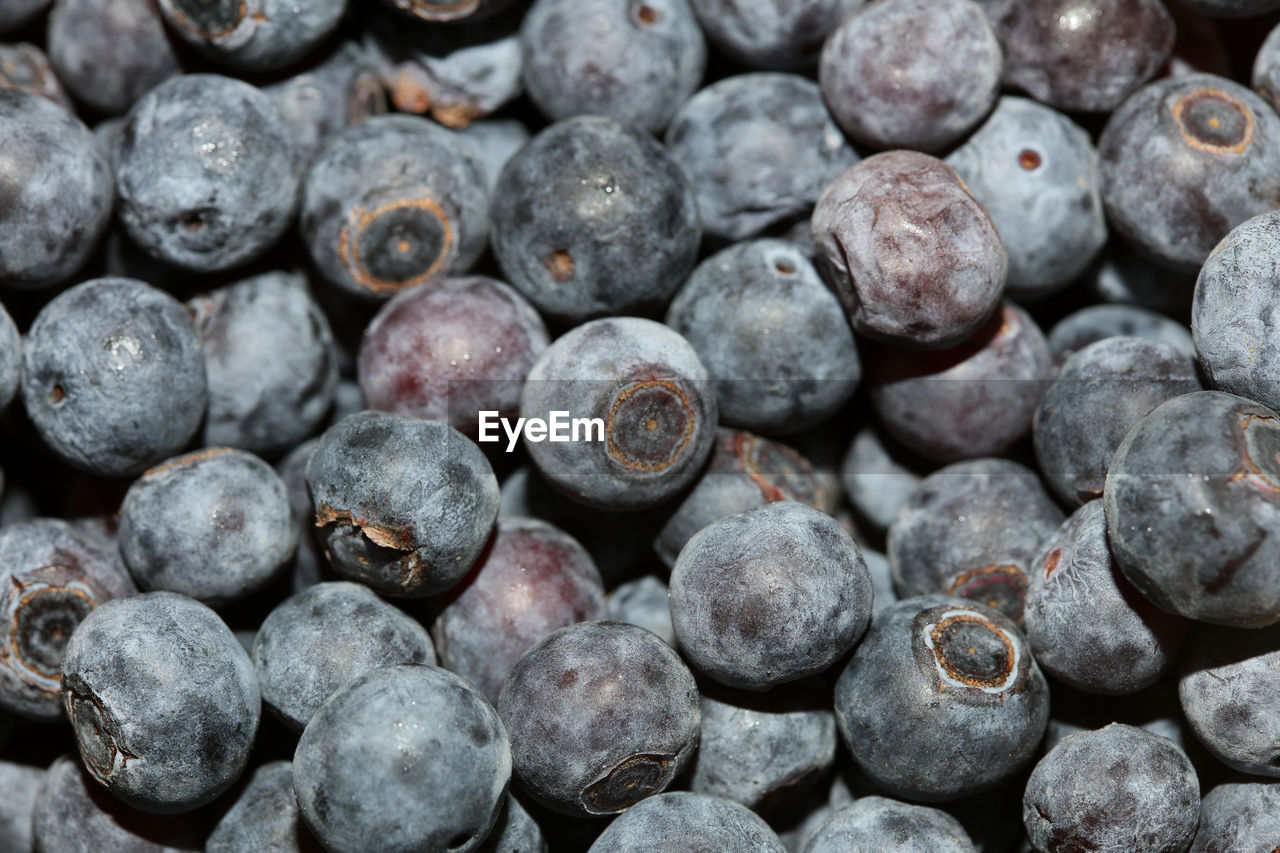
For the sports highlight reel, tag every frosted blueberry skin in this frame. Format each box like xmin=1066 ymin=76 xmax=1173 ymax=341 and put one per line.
xmin=1022 ymin=725 xmax=1199 ymax=853
xmin=358 ymin=276 xmax=549 ymax=432
xmin=670 ymin=502 xmax=872 ymax=691
xmin=190 ymin=271 xmax=339 ymax=458
xmin=804 ymin=797 xmax=977 ymax=853
xmin=520 ymin=317 xmax=717 ymax=513
xmin=889 ymin=458 xmax=1063 ymax=624
xmin=60 ymin=592 xmax=260 ymax=814
xmin=1254 ymin=23 xmax=1280 ymax=115
xmin=157 ymin=0 xmax=344 ymax=72
xmin=0 ymin=518 xmax=135 ymax=721
xmin=690 ymin=0 xmax=858 ymax=70
xmin=665 ymin=75 xmax=856 ymax=242
xmin=1100 ymin=73 xmax=1280 ymax=274
xmin=1034 ymin=337 xmax=1201 ymax=507
xmin=378 ymin=0 xmax=516 ymax=23
xmin=117 ymin=74 xmax=300 ymax=273
xmin=869 ymin=303 xmax=1052 ymax=464
xmin=0 ymin=299 xmax=20 ymax=411
xmin=306 ymin=411 xmax=499 ymax=598
xmin=0 ymin=760 xmax=43 ymax=853
xmin=1048 ymin=303 xmax=1196 ymax=365
xmin=811 ymin=151 xmax=1007 ymax=350
xmin=47 ymin=0 xmax=180 ymax=115
xmin=946 ymin=97 xmax=1107 ymax=301
xmin=0 ymin=91 xmax=112 ymax=290
xmin=991 ymin=0 xmax=1173 ymax=113
xmin=588 ymin=792 xmax=785 ymax=853
xmin=457 ymin=119 xmax=530 ymax=194
xmin=839 ymin=426 xmax=923 ymax=535
xmin=22 ymin=278 xmax=209 ymax=478
xmin=606 ymin=575 xmax=674 ymax=647
xmin=1105 ymin=391 xmax=1280 ymax=627
xmin=473 ymin=795 xmax=547 ymax=853
xmin=1192 ymin=779 xmax=1280 ymax=853
xmin=207 ymin=761 xmax=318 ymax=853
xmin=520 ymin=0 xmax=706 ymax=134
xmin=276 ymin=439 xmax=329 ymax=594
xmin=301 ymin=114 xmax=488 ymax=301
xmin=835 ymin=595 xmax=1050 ymax=802
xmin=491 ymin=116 xmax=700 ymax=325
xmin=254 ymin=582 xmax=435 ymax=731
xmin=1025 ymin=501 xmax=1187 ymax=696
xmin=0 ymin=0 xmax=48 ymax=33
xmin=498 ymin=621 xmax=700 ymax=818
xmin=654 ymin=428 xmax=824 ymax=570
xmin=819 ymin=0 xmax=1000 ymax=153
xmin=295 ymin=664 xmax=511 ymax=853
xmin=665 ymin=240 xmax=859 ymax=435
xmin=0 ymin=42 xmax=70 ymax=107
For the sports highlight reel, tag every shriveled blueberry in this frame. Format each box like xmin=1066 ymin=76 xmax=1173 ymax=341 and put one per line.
xmin=359 ymin=276 xmax=548 ymax=432
xmin=294 ymin=664 xmax=511 ymax=853
xmin=0 ymin=91 xmax=112 ymax=290
xmin=839 ymin=426 xmax=922 ymax=535
xmin=47 ymin=0 xmax=179 ymax=114
xmin=520 ymin=317 xmax=716 ymax=512
xmin=61 ymin=592 xmax=260 ymax=814
xmin=588 ymin=792 xmax=785 ymax=852
xmin=458 ymin=119 xmax=529 ymax=194
xmin=606 ymin=575 xmax=674 ymax=647
xmin=157 ymin=0 xmax=344 ymax=72
xmin=207 ymin=761 xmax=317 ymax=853
xmin=1034 ymin=337 xmax=1201 ymax=506
xmin=820 ymin=0 xmax=1000 ymax=152
xmin=1048 ymin=303 xmax=1196 ymax=364
xmin=491 ymin=116 xmax=700 ymax=324
xmin=0 ymin=760 xmax=43 ymax=853
xmin=520 ymin=0 xmax=706 ymax=133
xmin=378 ymin=0 xmax=515 ymax=23
xmin=0 ymin=518 xmax=135 ymax=721
xmin=1084 ymin=241 xmax=1196 ymax=317
xmin=1191 ymin=779 xmax=1280 ymax=853
xmin=306 ymin=411 xmax=499 ymax=597
xmin=890 ymin=458 xmax=1063 ymax=624
xmin=21 ymin=278 xmax=208 ymax=478
xmin=0 ymin=42 xmax=70 ymax=107
xmin=690 ymin=0 xmax=857 ymax=70
xmin=0 ymin=300 xmax=20 ymax=411
xmin=946 ymin=97 xmax=1107 ymax=300
xmin=263 ymin=41 xmax=386 ymax=163
xmin=665 ymin=240 xmax=858 ymax=434
xmin=433 ymin=517 xmax=605 ymax=704
xmin=1100 ymin=73 xmax=1280 ymax=273
xmin=665 ymin=75 xmax=856 ymax=242
xmin=1105 ymin=391 xmax=1280 ymax=627
xmin=804 ymin=797 xmax=977 ymax=853
xmin=869 ymin=303 xmax=1052 ymax=464
xmin=302 ymin=114 xmax=488 ymax=301
xmin=498 ymin=621 xmax=700 ymax=817
xmin=670 ymin=502 xmax=872 ymax=690
xmin=991 ymin=0 xmax=1173 ymax=113
xmin=190 ymin=271 xmax=338 ymax=458
xmin=811 ymin=151 xmax=1006 ymax=350
xmin=1022 ymin=724 xmax=1199 ymax=853
xmin=836 ymin=595 xmax=1048 ymax=801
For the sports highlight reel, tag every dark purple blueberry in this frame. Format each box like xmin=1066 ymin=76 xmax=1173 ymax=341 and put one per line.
xmin=838 ymin=426 xmax=923 ymax=535
xmin=805 ymin=797 xmax=977 ymax=853
xmin=606 ymin=575 xmax=674 ymax=647
xmin=47 ymin=0 xmax=179 ymax=114
xmin=156 ymin=0 xmax=344 ymax=72
xmin=689 ymin=0 xmax=855 ymax=70
xmin=811 ymin=151 xmax=1007 ymax=350
xmin=1192 ymin=779 xmax=1280 ymax=852
xmin=377 ymin=0 xmax=516 ymax=23
xmin=588 ymin=792 xmax=785 ymax=852
xmin=1048 ymin=303 xmax=1196 ymax=365
xmin=0 ymin=42 xmax=71 ymax=107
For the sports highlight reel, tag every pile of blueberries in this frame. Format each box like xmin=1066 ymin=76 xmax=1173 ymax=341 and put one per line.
xmin=10 ymin=0 xmax=1280 ymax=849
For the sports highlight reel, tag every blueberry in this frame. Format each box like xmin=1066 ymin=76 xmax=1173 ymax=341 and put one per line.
xmin=294 ymin=664 xmax=511 ymax=853
xmin=835 ymin=595 xmax=1049 ymax=802
xmin=819 ymin=0 xmax=1000 ymax=153
xmin=190 ymin=271 xmax=339 ymax=457
xmin=0 ymin=91 xmax=112 ymax=290
xmin=0 ymin=299 xmax=21 ymax=412
xmin=307 ymin=411 xmax=499 ymax=597
xmin=1253 ymin=21 xmax=1280 ymax=116
xmin=803 ymin=796 xmax=977 ymax=853
xmin=838 ymin=425 xmax=922 ymax=535
xmin=1048 ymin=303 xmax=1197 ymax=365
xmin=1083 ymin=240 xmax=1196 ymax=316
xmin=664 ymin=75 xmax=856 ymax=242
xmin=254 ymin=583 xmax=436 ymax=731
xmin=665 ymin=240 xmax=859 ymax=434
xmin=670 ymin=502 xmax=872 ymax=690
xmin=433 ymin=516 xmax=605 ymax=703
xmin=1042 ymin=681 xmax=1189 ymax=754
xmin=207 ymin=761 xmax=317 ymax=853
xmin=689 ymin=0 xmax=857 ymax=70
xmin=587 ymin=792 xmax=786 ymax=852
xmin=490 ymin=116 xmax=700 ymax=324
xmin=498 ymin=621 xmax=700 ymax=817
xmin=520 ymin=317 xmax=716 ymax=512
xmin=276 ymin=439 xmax=329 ymax=594
xmin=21 ymin=277 xmax=209 ymax=478
xmin=378 ymin=0 xmax=516 ymax=23
xmin=0 ymin=42 xmax=70 ymax=107
xmin=606 ymin=575 xmax=675 ymax=647
xmin=358 ymin=276 xmax=549 ymax=432
xmin=0 ymin=518 xmax=135 ymax=721
xmin=1100 ymin=73 xmax=1280 ymax=273
xmin=1105 ymin=391 xmax=1280 ymax=627
xmin=46 ymin=0 xmax=180 ymax=114
xmin=1033 ymin=337 xmax=1201 ymax=506
xmin=61 ymin=591 xmax=260 ymax=814
xmin=811 ymin=151 xmax=1007 ymax=349
xmin=862 ymin=548 xmax=898 ymax=615
xmin=0 ymin=760 xmax=42 ymax=853
xmin=457 ymin=119 xmax=530 ymax=194
xmin=945 ymin=97 xmax=1107 ymax=300
xmin=301 ymin=114 xmax=488 ymax=300
xmin=1022 ymin=724 xmax=1199 ymax=853
xmin=991 ymin=0 xmax=1173 ymax=113
xmin=868 ymin=303 xmax=1052 ymax=464
xmin=654 ymin=428 xmax=824 ymax=569
xmin=519 ymin=0 xmax=706 ymax=133
xmin=1191 ymin=779 xmax=1280 ymax=853
xmin=156 ymin=0 xmax=344 ymax=72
